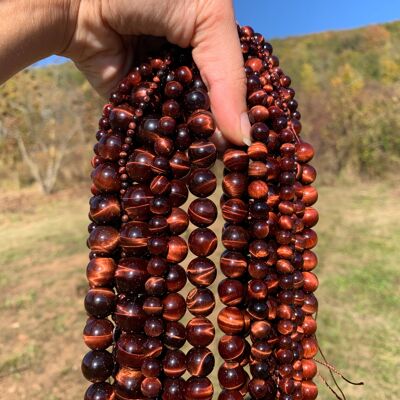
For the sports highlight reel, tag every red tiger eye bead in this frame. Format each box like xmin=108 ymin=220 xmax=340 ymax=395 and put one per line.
xmin=184 ymin=377 xmax=214 ymax=400
xmin=167 ymin=207 xmax=190 ymax=234
xmin=126 ymin=149 xmax=154 ymax=183
xmin=162 ymin=349 xmax=187 ymax=378
xmin=218 ymin=362 xmax=246 ymax=390
xmin=84 ymin=382 xmax=115 ymax=400
xmin=302 ymin=359 xmax=317 ymax=380
xmin=187 ymin=257 xmax=217 ymax=287
xmin=301 ymin=380 xmax=318 ymax=400
xmin=302 ymin=228 xmax=318 ymax=249
xmin=187 ymin=347 xmax=215 ymax=377
xmin=83 ymin=318 xmax=114 ymax=350
xmin=81 ymin=350 xmax=114 ymax=383
xmin=223 ymin=149 xmax=249 ymax=172
xmin=122 ymin=184 xmax=153 ymax=220
xmin=302 ymin=336 xmax=318 ymax=359
xmin=120 ymin=221 xmax=149 ymax=255
xmin=189 ymin=228 xmax=218 ymax=257
xmin=302 ymin=250 xmax=318 ymax=271
xmin=170 ymin=150 xmax=191 ymax=179
xmin=302 ymin=185 xmax=318 ymax=206
xmin=218 ymin=307 xmax=245 ymax=335
xmin=189 ymin=140 xmax=217 ymax=168
xmin=187 ymin=287 xmax=216 ymax=316
xmin=189 ymin=168 xmax=217 ymax=197
xmin=115 ymin=257 xmax=149 ymax=294
xmin=302 ymin=293 xmax=318 ymax=314
xmin=218 ymin=278 xmax=245 ymax=306
xmin=303 ymin=207 xmax=319 ymax=228
xmin=222 ymin=225 xmax=250 ymax=251
xmin=141 ymin=358 xmax=161 ymax=378
xmin=222 ymin=173 xmax=248 ymax=197
xmin=247 ymin=142 xmax=268 ymax=161
xmin=302 ymin=271 xmax=319 ymax=292
xmin=222 ymin=198 xmax=248 ymax=223
xmin=169 ymin=179 xmax=189 ymax=207
xmin=167 ymin=235 xmax=188 ymax=263
xmin=248 ymin=105 xmax=269 ymax=123
xmin=144 ymin=316 xmax=164 ymax=337
xmin=220 ymin=250 xmax=248 ymax=278
xmin=86 ymin=258 xmax=116 ymax=288
xmin=295 ymin=142 xmax=314 ymax=163
xmin=250 ymin=321 xmax=271 ymax=340
xmin=114 ymin=296 xmax=146 ymax=333
xmin=163 ymin=293 xmax=186 ymax=321
xmin=150 ymin=175 xmax=171 ymax=195
xmin=163 ymin=377 xmax=186 ymax=400
xmin=302 ymin=315 xmax=317 ymax=336
xmin=116 ymin=334 xmax=147 ymax=369
xmin=184 ymin=89 xmax=210 ymax=112
xmin=109 ymin=107 xmax=134 ymax=130
xmin=188 ymin=198 xmax=218 ymax=227
xmin=115 ymin=367 xmax=143 ymax=399
xmin=186 ymin=317 xmax=215 ymax=347
xmin=90 ymin=195 xmax=121 ymax=224
xmin=218 ymin=335 xmax=246 ymax=361
xmin=84 ymin=288 xmax=116 ymax=318
xmin=248 ymin=378 xmax=277 ymax=399
xmin=88 ymin=226 xmax=119 ymax=254
xmin=164 ymin=321 xmax=186 ymax=349
xmin=141 ymin=377 xmax=162 ymax=397
xmin=165 ymin=80 xmax=183 ymax=98
xmin=187 ymin=110 xmax=216 ymax=138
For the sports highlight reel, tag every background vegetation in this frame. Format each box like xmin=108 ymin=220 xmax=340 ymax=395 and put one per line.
xmin=0 ymin=21 xmax=399 ymax=400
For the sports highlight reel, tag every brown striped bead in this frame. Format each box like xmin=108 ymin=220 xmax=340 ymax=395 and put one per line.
xmin=89 ymin=195 xmax=121 ymax=224
xmin=114 ymin=367 xmax=143 ymax=399
xmin=84 ymin=383 xmax=115 ymax=400
xmin=162 ymin=349 xmax=186 ymax=378
xmin=114 ymin=296 xmax=146 ymax=333
xmin=222 ymin=173 xmax=248 ymax=198
xmin=222 ymin=225 xmax=249 ymax=251
xmin=119 ymin=221 xmax=149 ymax=255
xmin=166 ymin=236 xmax=188 ymax=263
xmin=189 ymin=169 xmax=217 ymax=197
xmin=247 ymin=142 xmax=268 ymax=161
xmin=218 ymin=335 xmax=246 ymax=361
xmin=187 ymin=347 xmax=215 ymax=377
xmin=189 ymin=228 xmax=218 ymax=257
xmin=218 ymin=362 xmax=246 ymax=390
xmin=84 ymin=288 xmax=116 ymax=318
xmin=187 ymin=257 xmax=217 ymax=287
xmin=91 ymin=163 xmax=121 ymax=193
xmin=189 ymin=140 xmax=217 ymax=168
xmin=186 ymin=317 xmax=215 ymax=347
xmin=221 ymin=198 xmax=248 ymax=223
xmin=188 ymin=198 xmax=218 ymax=227
xmin=187 ymin=110 xmax=216 ymax=138
xmin=184 ymin=377 xmax=214 ymax=400
xmin=167 ymin=207 xmax=189 ymax=234
xmin=220 ymin=251 xmax=248 ymax=278
xmin=218 ymin=278 xmax=245 ymax=306
xmin=88 ymin=226 xmax=119 ymax=254
xmin=115 ymin=257 xmax=148 ymax=294
xmin=122 ymin=184 xmax=153 ymax=220
xmin=223 ymin=149 xmax=249 ymax=172
xmin=83 ymin=318 xmax=114 ymax=350
xmin=86 ymin=258 xmax=116 ymax=288
xmin=82 ymin=350 xmax=114 ymax=383
xmin=187 ymin=287 xmax=215 ymax=317
xmin=162 ymin=293 xmax=187 ymax=321
xmin=218 ymin=307 xmax=245 ymax=335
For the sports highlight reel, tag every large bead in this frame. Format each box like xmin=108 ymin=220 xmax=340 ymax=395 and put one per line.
xmin=81 ymin=350 xmax=114 ymax=383
xmin=89 ymin=195 xmax=121 ymax=224
xmin=83 ymin=318 xmax=114 ymax=350
xmin=189 ymin=228 xmax=218 ymax=257
xmin=186 ymin=317 xmax=215 ymax=347
xmin=115 ymin=257 xmax=149 ymax=294
xmin=91 ymin=163 xmax=121 ymax=193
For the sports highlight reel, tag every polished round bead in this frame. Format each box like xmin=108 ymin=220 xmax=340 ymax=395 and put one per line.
xmin=247 ymin=280 xmax=268 ymax=301
xmin=250 ymin=321 xmax=271 ymax=341
xmin=295 ymin=142 xmax=314 ymax=163
xmin=303 ymin=207 xmax=319 ymax=228
xmin=184 ymin=89 xmax=210 ymax=112
xmin=165 ymin=80 xmax=183 ymax=98
xmin=119 ymin=221 xmax=149 ymax=255
xmin=89 ymin=195 xmax=121 ymax=224
xmin=116 ymin=334 xmax=147 ymax=369
xmin=221 ymin=198 xmax=248 ymax=223
xmin=86 ymin=258 xmax=116 ymax=288
xmin=141 ymin=377 xmax=162 ymax=397
xmin=248 ymin=180 xmax=268 ymax=199
xmin=189 ymin=169 xmax=217 ymax=197
xmin=302 ymin=315 xmax=317 ymax=336
xmin=249 ymin=240 xmax=270 ymax=259
xmin=170 ymin=179 xmax=189 ymax=207
xmin=163 ymin=293 xmax=187 ymax=321
xmin=222 ymin=173 xmax=247 ymax=198
xmin=150 ymin=175 xmax=171 ymax=196
xmin=302 ymin=186 xmax=318 ymax=206
xmin=162 ymin=99 xmax=181 ymax=119
xmin=187 ymin=257 xmax=217 ymax=287
xmin=218 ymin=390 xmax=243 ymax=400
xmin=187 ymin=347 xmax=215 ymax=377
xmin=302 ymin=336 xmax=318 ymax=359
xmin=302 ymin=228 xmax=318 ymax=249
xmin=164 ymin=321 xmax=187 ymax=349
xmin=302 ymin=250 xmax=318 ymax=271
xmin=175 ymin=66 xmax=193 ymax=85
xmin=141 ymin=358 xmax=161 ymax=378
xmin=218 ymin=362 xmax=246 ymax=390
xmin=145 ymin=276 xmax=167 ymax=296
xmin=223 ymin=149 xmax=249 ymax=172
xmin=88 ymin=226 xmax=119 ymax=254
xmin=148 ymin=235 xmax=169 ymax=255
xmin=83 ymin=318 xmax=114 ymax=350
xmin=189 ymin=228 xmax=218 ymax=257
xmin=218 ymin=279 xmax=245 ymax=306
xmin=81 ymin=350 xmax=114 ymax=383
xmin=114 ymin=296 xmax=146 ymax=333
xmin=248 ymin=378 xmax=276 ymax=399
xmin=302 ymin=271 xmax=319 ymax=292
xmin=187 ymin=287 xmax=216 ymax=316
xmin=248 ymin=105 xmax=269 ymax=123
xmin=187 ymin=110 xmax=216 ymax=138
xmin=188 ymin=199 xmax=218 ymax=227
xmin=84 ymin=288 xmax=116 ymax=318
xmin=109 ymin=107 xmax=134 ymax=130
xmin=302 ymin=293 xmax=318 ymax=314
xmin=144 ymin=317 xmax=164 ymax=337
xmin=218 ymin=335 xmax=246 ymax=361
xmin=166 ymin=236 xmax=188 ymax=263
xmin=301 ymin=380 xmax=318 ymax=400
xmin=122 ymin=184 xmax=153 ymax=220
xmin=162 ymin=349 xmax=187 ymax=378
xmin=126 ymin=149 xmax=154 ymax=183
xmin=167 ymin=207 xmax=189 ymax=235
xmin=114 ymin=367 xmax=143 ymax=399
xmin=166 ymin=263 xmax=187 ymax=292
xmin=189 ymin=140 xmax=217 ymax=168
xmin=301 ymin=359 xmax=317 ymax=380
xmin=222 ymin=225 xmax=249 ymax=251
xmin=218 ymin=307 xmax=244 ymax=335
xmin=84 ymin=382 xmax=115 ymax=400
xmin=184 ymin=376 xmax=213 ymax=400
xmin=147 ymin=256 xmax=168 ymax=276
xmin=186 ymin=317 xmax=215 ymax=347
xmin=220 ymin=251 xmax=247 ymax=278
xmin=170 ymin=151 xmax=191 ymax=179
xmin=115 ymin=257 xmax=149 ymax=294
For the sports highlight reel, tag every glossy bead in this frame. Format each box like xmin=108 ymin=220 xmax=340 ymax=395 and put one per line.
xmin=218 ymin=390 xmax=243 ymax=400
xmin=122 ymin=184 xmax=153 ymax=220
xmin=188 ymin=199 xmax=218 ymax=227
xmin=141 ymin=377 xmax=162 ymax=397
xmin=223 ymin=149 xmax=249 ymax=172
xmin=302 ymin=336 xmax=318 ymax=359
xmin=145 ymin=276 xmax=167 ymax=296
xmin=222 ymin=173 xmax=247 ymax=198
xmin=162 ymin=349 xmax=187 ymax=378
xmin=167 ymin=235 xmax=188 ymax=263
xmin=126 ymin=149 xmax=154 ymax=183
xmin=247 ymin=280 xmax=268 ymax=300
xmin=189 ymin=140 xmax=217 ymax=168
xmin=144 ymin=317 xmax=164 ymax=337
xmin=186 ymin=317 xmax=215 ymax=347
xmin=163 ymin=293 xmax=186 ymax=321
xmin=164 ymin=321 xmax=186 ymax=349
xmin=86 ymin=258 xmax=116 ymax=288
xmin=250 ymin=321 xmax=271 ymax=340
xmin=302 ymin=359 xmax=318 ymax=379
xmin=184 ymin=376 xmax=213 ymax=400
xmin=147 ymin=256 xmax=168 ymax=276
xmin=187 ymin=257 xmax=217 ymax=287
xmin=218 ymin=362 xmax=246 ymax=390
xmin=141 ymin=358 xmax=161 ymax=378
xmin=175 ymin=66 xmax=193 ymax=85
xmin=221 ymin=198 xmax=248 ymax=223
xmin=91 ymin=163 xmax=121 ymax=193
xmin=148 ymin=235 xmax=169 ymax=255
xmin=120 ymin=221 xmax=149 ymax=255
xmin=302 ymin=271 xmax=319 ymax=292
xmin=88 ymin=226 xmax=119 ymax=254
xmin=218 ymin=307 xmax=244 ymax=335
xmin=302 ymin=228 xmax=318 ymax=249
xmin=167 ymin=207 xmax=189 ymax=235
xmin=184 ymin=89 xmax=210 ymax=112
xmin=249 ymin=240 xmax=269 ymax=259
xmin=302 ymin=293 xmax=318 ymax=314
xmin=302 ymin=315 xmax=317 ymax=336
xmin=165 ymin=80 xmax=183 ymax=98
xmin=170 ymin=179 xmax=189 ymax=207
xmin=295 ymin=142 xmax=314 ymax=163
xmin=89 ymin=195 xmax=121 ymax=224
xmin=176 ymin=125 xmax=192 ymax=150
xmin=189 ymin=169 xmax=217 ymax=197
xmin=83 ymin=318 xmax=114 ymax=350
xmin=301 ymin=380 xmax=318 ymax=400
xmin=187 ymin=287 xmax=216 ymax=316
xmin=166 ymin=264 xmax=187 ymax=292
xmin=220 ymin=251 xmax=247 ymax=278
xmin=302 ymin=185 xmax=318 ymax=206
xmin=114 ymin=367 xmax=143 ymax=399
xmin=170 ymin=151 xmax=191 ymax=179
xmin=187 ymin=110 xmax=216 ymax=138
xmin=248 ymin=378 xmax=277 ymax=399
xmin=150 ymin=175 xmax=171 ymax=196
xmin=218 ymin=335 xmax=246 ymax=361
xmin=114 ymin=296 xmax=146 ymax=333
xmin=189 ymin=228 xmax=218 ymax=257
xmin=84 ymin=288 xmax=115 ymax=318
xmin=187 ymin=347 xmax=215 ymax=377
xmin=109 ymin=107 xmax=133 ymax=130
xmin=115 ymin=257 xmax=148 ymax=294
xmin=84 ymin=382 xmax=115 ymax=400
xmin=218 ymin=279 xmax=245 ymax=306
xmin=303 ymin=207 xmax=319 ymax=228
xmin=116 ymin=334 xmax=147 ymax=369
xmin=81 ymin=350 xmax=114 ymax=383
xmin=302 ymin=250 xmax=318 ymax=271
xmin=222 ymin=225 xmax=249 ymax=251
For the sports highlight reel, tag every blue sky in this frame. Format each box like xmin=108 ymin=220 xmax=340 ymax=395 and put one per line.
xmin=36 ymin=0 xmax=400 ymax=67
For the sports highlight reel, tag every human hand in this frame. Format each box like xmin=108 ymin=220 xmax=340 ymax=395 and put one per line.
xmin=63 ymin=0 xmax=250 ymax=146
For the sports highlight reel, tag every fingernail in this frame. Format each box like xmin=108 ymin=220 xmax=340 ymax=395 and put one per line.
xmin=240 ymin=112 xmax=251 ymax=146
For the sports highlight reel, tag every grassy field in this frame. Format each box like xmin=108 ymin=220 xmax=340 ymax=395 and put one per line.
xmin=0 ymin=180 xmax=399 ymax=399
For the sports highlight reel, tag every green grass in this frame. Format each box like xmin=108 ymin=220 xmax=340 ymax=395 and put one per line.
xmin=0 ymin=182 xmax=398 ymax=399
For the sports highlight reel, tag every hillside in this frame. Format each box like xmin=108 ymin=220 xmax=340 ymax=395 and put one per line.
xmin=1 ymin=21 xmax=400 ymax=190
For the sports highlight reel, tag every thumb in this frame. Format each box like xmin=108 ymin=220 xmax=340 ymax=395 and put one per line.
xmin=191 ymin=0 xmax=250 ymax=146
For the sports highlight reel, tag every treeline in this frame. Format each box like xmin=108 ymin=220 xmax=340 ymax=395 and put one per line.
xmin=1 ymin=21 xmax=400 ymax=192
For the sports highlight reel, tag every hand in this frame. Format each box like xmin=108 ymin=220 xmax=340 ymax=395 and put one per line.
xmin=63 ymin=0 xmax=251 ymax=146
